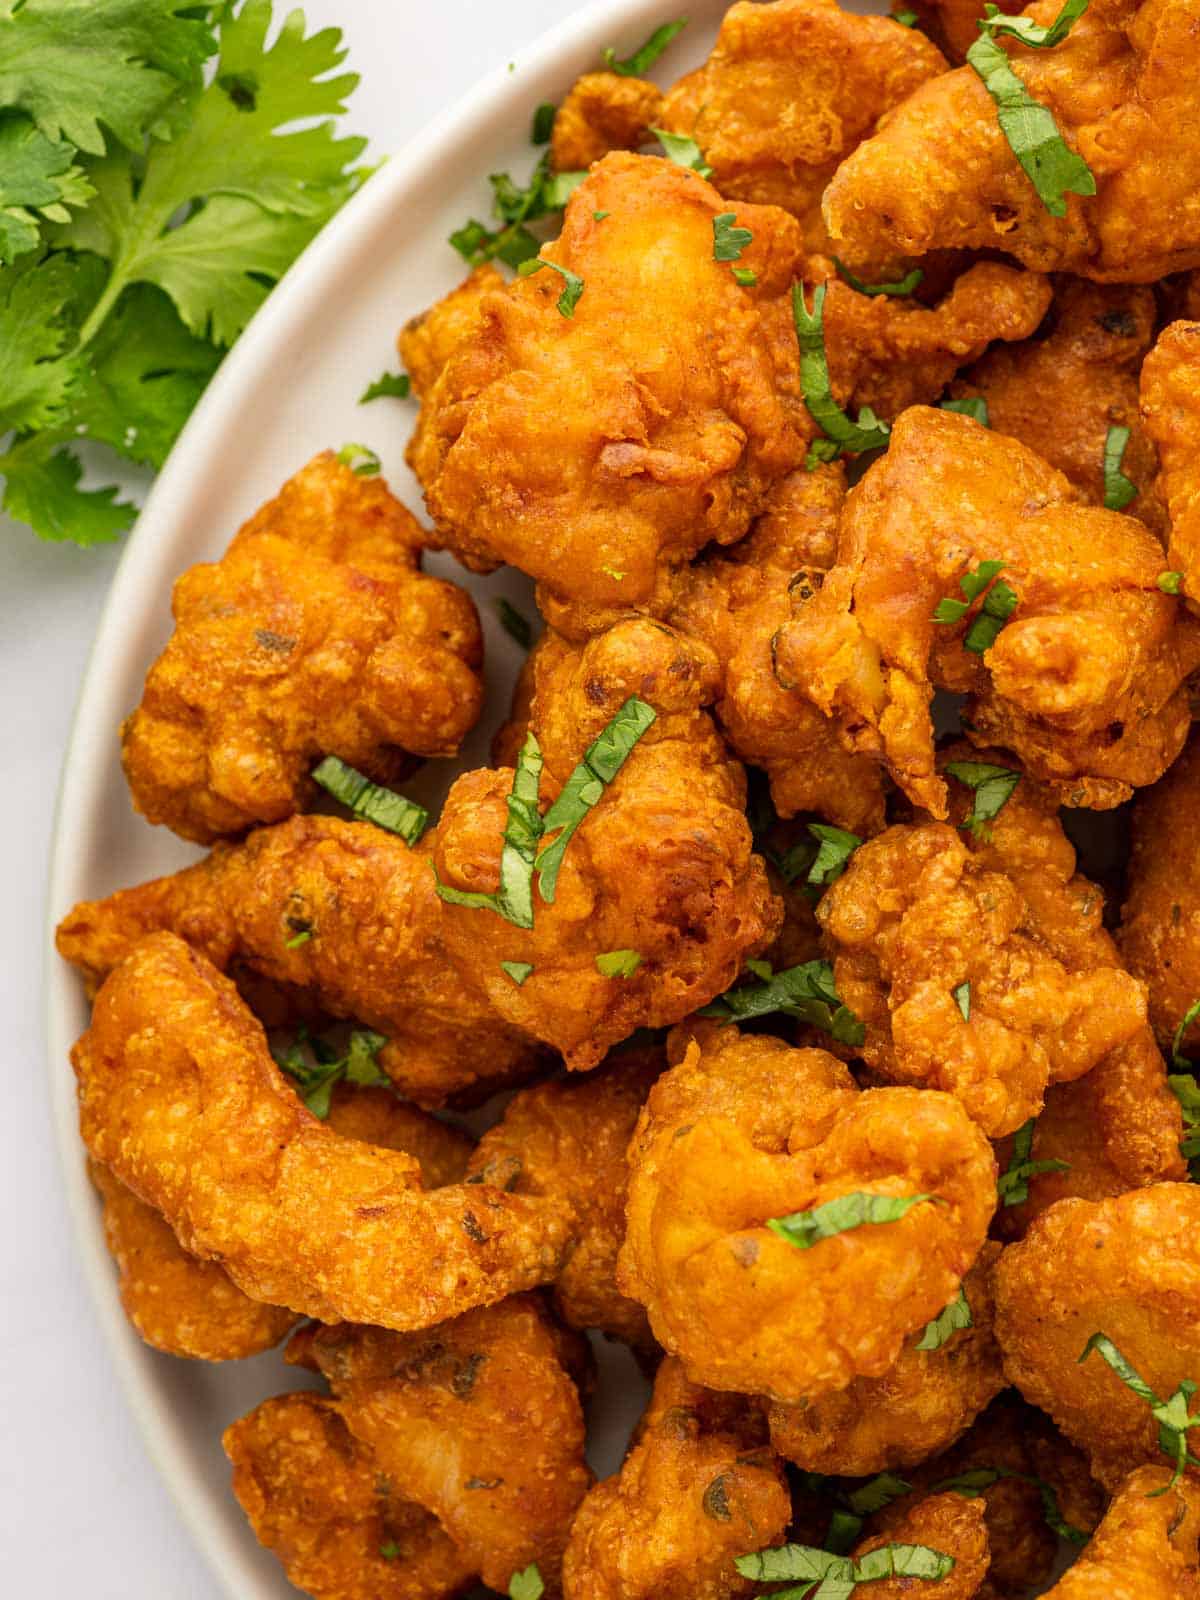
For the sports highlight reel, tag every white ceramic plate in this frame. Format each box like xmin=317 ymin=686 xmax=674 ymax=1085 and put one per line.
xmin=44 ymin=2 xmax=889 ymax=1594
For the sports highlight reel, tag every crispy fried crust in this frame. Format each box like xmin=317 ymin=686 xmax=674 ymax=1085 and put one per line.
xmin=766 ymin=1243 xmax=1006 ymax=1474
xmin=550 ymin=73 xmax=663 ymax=172
xmin=562 ymin=1357 xmax=790 ymax=1600
xmin=73 ymin=934 xmax=572 ymax=1329
xmin=825 ymin=0 xmax=1200 ymax=283
xmin=290 ymin=1296 xmax=592 ymax=1592
xmin=120 ymin=452 xmax=482 ymax=843
xmin=773 ymin=407 xmax=1200 ymax=814
xmin=398 ymin=265 xmax=505 ymax=399
xmin=224 ymin=1393 xmax=475 ymax=1600
xmin=852 ymin=1490 xmax=991 ymax=1600
xmin=1043 ymin=1465 xmax=1200 ymax=1598
xmin=1141 ymin=320 xmax=1200 ymax=609
xmin=994 ymin=1184 xmax=1200 ymax=1488
xmin=618 ymin=1025 xmax=996 ymax=1402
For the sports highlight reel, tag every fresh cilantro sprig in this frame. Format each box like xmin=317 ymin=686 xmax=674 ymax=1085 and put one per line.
xmin=944 ymin=760 xmax=1020 ymax=837
xmin=932 ymin=559 xmax=1018 ymax=653
xmin=1102 ymin=424 xmax=1138 ymax=511
xmin=435 ymin=731 xmax=545 ymax=929
xmin=603 ymin=19 xmax=689 ymax=76
xmin=792 ymin=282 xmax=891 ymax=469
xmin=0 ymin=1 xmax=366 ymax=547
xmin=997 ymin=1117 xmax=1070 ymax=1206
xmin=1079 ymin=1334 xmax=1200 ymax=1493
xmin=273 ymin=1025 xmax=390 ymax=1119
xmin=735 ymin=1540 xmax=954 ymax=1594
xmin=449 ymin=151 xmax=585 ymax=270
xmin=312 ymin=756 xmax=428 ymax=847
xmin=966 ymin=0 xmax=1096 ymax=217
xmin=768 ymin=1191 xmax=936 ymax=1250
xmin=699 ymin=958 xmax=865 ymax=1047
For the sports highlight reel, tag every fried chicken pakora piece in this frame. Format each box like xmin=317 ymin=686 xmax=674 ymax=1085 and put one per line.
xmin=56 ymin=813 xmax=537 ymax=1107
xmin=550 ymin=72 xmax=664 ymax=173
xmin=657 ymin=0 xmax=947 ymax=242
xmin=87 ymin=1158 xmax=299 ymax=1361
xmin=1140 ymin=319 xmax=1200 ymax=609
xmin=618 ymin=1025 xmax=996 ymax=1403
xmin=819 ymin=767 xmax=1147 ymax=1136
xmin=73 ymin=934 xmax=572 ymax=1330
xmin=407 ymin=152 xmax=810 ymax=639
xmin=951 ymin=278 xmax=1165 ymax=534
xmin=120 ymin=451 xmax=483 ymax=844
xmin=399 ymin=265 xmax=505 ymax=399
xmin=994 ymin=1184 xmax=1200 ymax=1488
xmin=903 ymin=0 xmax=1024 ymax=63
xmin=850 ymin=1490 xmax=991 ymax=1600
xmin=465 ymin=1049 xmax=660 ymax=1350
xmin=432 ymin=620 xmax=780 ymax=1069
xmin=766 ymin=1242 xmax=1005 ymax=1475
xmin=1041 ymin=1464 xmax=1200 ymax=1599
xmin=225 ymin=1392 xmax=475 ymax=1600
xmin=773 ymin=407 xmax=1200 ymax=814
xmin=1120 ymin=736 xmax=1200 ymax=1057
xmin=290 ymin=1295 xmax=592 ymax=1593
xmin=825 ymin=0 xmax=1200 ymax=284
xmin=324 ymin=1082 xmax=473 ymax=1186
xmin=562 ymin=1356 xmax=790 ymax=1600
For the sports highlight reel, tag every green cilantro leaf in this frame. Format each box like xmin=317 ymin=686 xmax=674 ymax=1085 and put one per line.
xmin=732 ymin=266 xmax=757 ymax=286
xmin=916 ymin=1286 xmax=972 ymax=1350
xmin=1172 ymin=999 xmax=1200 ymax=1068
xmin=360 ymin=370 xmax=411 ymax=403
xmin=940 ymin=396 xmax=990 ymax=427
xmin=449 ymin=152 xmax=583 ymax=269
xmin=509 ymin=1565 xmax=545 ymax=1600
xmin=312 ymin=755 xmax=428 ymax=846
xmin=1168 ymin=1070 xmax=1200 ymax=1179
xmin=531 ymin=103 xmax=556 ymax=144
xmin=713 ymin=212 xmax=753 ymax=262
xmin=379 ymin=1540 xmax=400 ymax=1560
xmin=846 ymin=1474 xmax=913 ymax=1516
xmin=335 ymin=442 xmax=381 ymax=476
xmin=0 ymin=253 xmax=88 ymax=434
xmin=978 ymin=0 xmax=1090 ymax=47
xmin=944 ymin=760 xmax=1020 ymax=837
xmin=1079 ymin=1333 xmax=1200 ymax=1493
xmin=806 ymin=823 xmax=861 ymax=889
xmin=0 ymin=431 xmax=133 ymax=546
xmin=824 ymin=1508 xmax=865 ymax=1555
xmin=496 ymin=597 xmax=534 ymax=649
xmin=652 ymin=126 xmax=713 ymax=178
xmin=284 ymin=929 xmax=312 ymax=949
xmin=894 ymin=8 xmax=919 ymax=24
xmin=996 ymin=1116 xmax=1069 ymax=1206
xmin=735 ymin=1540 xmax=953 ymax=1591
xmin=595 ymin=949 xmax=643 ymax=978
xmin=966 ymin=3 xmax=1096 ymax=218
xmin=953 ymin=981 xmax=971 ymax=1021
xmin=536 ymin=697 xmax=657 ymax=901
xmin=933 ymin=1465 xmax=1088 ymax=1546
xmin=604 ymin=20 xmax=689 ymax=76
xmin=1159 ymin=571 xmax=1184 ymax=595
xmin=516 ymin=255 xmax=585 ymax=317
xmin=792 ymin=282 xmax=891 ymax=467
xmin=273 ymin=1025 xmax=389 ymax=1119
xmin=699 ymin=958 xmax=866 ymax=1047
xmin=450 ymin=216 xmax=540 ymax=269
xmin=1103 ymin=423 xmax=1138 ymax=511
xmin=834 ymin=259 xmax=924 ymax=297
xmin=501 ymin=960 xmax=534 ymax=986
xmin=0 ymin=112 xmax=94 ymax=263
xmin=768 ymin=1191 xmax=935 ymax=1250
xmin=435 ymin=731 xmax=545 ymax=929
xmin=932 ymin=558 xmax=1017 ymax=651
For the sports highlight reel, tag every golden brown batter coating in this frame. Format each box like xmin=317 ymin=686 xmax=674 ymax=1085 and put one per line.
xmin=1120 ymin=737 xmax=1200 ymax=1057
xmin=618 ymin=1025 xmax=996 ymax=1403
xmin=432 ymin=620 xmax=780 ymax=1070
xmin=825 ymin=0 xmax=1200 ymax=284
xmin=1140 ymin=319 xmax=1200 ymax=609
xmin=291 ymin=1296 xmax=592 ymax=1593
xmin=766 ymin=1243 xmax=1006 ymax=1475
xmin=466 ymin=1050 xmax=660 ymax=1350
xmin=73 ymin=934 xmax=573 ymax=1330
xmin=852 ymin=1490 xmax=991 ymax=1600
xmin=407 ymin=152 xmax=810 ymax=639
xmin=562 ymin=1357 xmax=790 ymax=1600
xmin=120 ymin=452 xmax=483 ymax=843
xmin=994 ymin=1184 xmax=1200 ymax=1489
xmin=773 ymin=407 xmax=1200 ymax=815
xmin=398 ymin=265 xmax=505 ymax=400
xmin=550 ymin=72 xmax=664 ymax=172
xmin=904 ymin=0 xmax=1024 ymax=63
xmin=951 ymin=278 xmax=1165 ymax=534
xmin=1040 ymin=1465 xmax=1200 ymax=1598
xmin=658 ymin=0 xmax=947 ymax=242
xmin=87 ymin=1159 xmax=298 ymax=1361
xmin=324 ymin=1084 xmax=473 ymax=1187
xmin=225 ymin=1392 xmax=474 ymax=1600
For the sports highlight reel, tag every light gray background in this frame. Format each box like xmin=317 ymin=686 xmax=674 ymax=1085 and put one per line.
xmin=0 ymin=3 xmax=573 ymax=1591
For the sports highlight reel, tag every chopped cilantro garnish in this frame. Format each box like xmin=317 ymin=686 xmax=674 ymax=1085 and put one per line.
xmin=768 ymin=1191 xmax=935 ymax=1250
xmin=945 ymin=759 xmax=1020 ymax=837
xmin=699 ymin=958 xmax=865 ymax=1047
xmin=825 ymin=1508 xmax=864 ymax=1555
xmin=894 ymin=7 xmax=919 ymax=23
xmin=593 ymin=209 xmax=610 ymax=221
xmin=450 ymin=216 xmax=540 ymax=269
xmin=531 ymin=102 xmax=556 ymax=144
xmin=966 ymin=1 xmax=1096 ymax=217
xmin=792 ymin=281 xmax=891 ymax=467
xmin=713 ymin=212 xmax=753 ymax=262
xmin=600 ymin=563 xmax=626 ymax=580
xmin=953 ymin=981 xmax=971 ymax=1021
xmin=996 ymin=1117 xmax=1069 ymax=1206
xmin=732 ymin=266 xmax=757 ymax=286
xmin=435 ymin=731 xmax=545 ymax=929
xmin=934 ymin=1466 xmax=1088 ymax=1545
xmin=603 ymin=19 xmax=689 ymax=76
xmin=932 ymin=558 xmax=1017 ymax=653
xmin=595 ymin=948 xmax=642 ymax=979
xmin=1159 ymin=571 xmax=1184 ymax=595
xmin=940 ymin=396 xmax=990 ymax=427
xmin=379 ymin=1540 xmax=401 ymax=1560
xmin=284 ymin=929 xmax=312 ymax=950
xmin=806 ymin=823 xmax=862 ymax=888
xmin=335 ymin=442 xmax=380 ymax=477
xmin=495 ymin=597 xmax=534 ymax=649
xmin=916 ymin=1286 xmax=972 ymax=1350
xmin=312 ymin=756 xmax=428 ymax=847
xmin=736 ymin=1540 xmax=954 ymax=1589
xmin=536 ymin=697 xmax=656 ymax=901
xmin=450 ymin=152 xmax=583 ymax=269
xmin=1103 ymin=424 xmax=1138 ymax=511
xmin=1172 ymin=999 xmax=1200 ymax=1068
xmin=847 ymin=1473 xmax=914 ymax=1516
xmin=1080 ymin=1333 xmax=1200 ymax=1493
xmin=273 ymin=1026 xmax=389 ymax=1119
xmin=500 ymin=960 xmax=534 ymax=986
xmin=517 ymin=255 xmax=585 ymax=317
xmin=652 ymin=126 xmax=712 ymax=178
xmin=1168 ymin=1072 xmax=1200 ymax=1179
xmin=359 ymin=370 xmax=411 ymax=403
xmin=509 ymin=1565 xmax=545 ymax=1600
xmin=834 ymin=259 xmax=924 ymax=298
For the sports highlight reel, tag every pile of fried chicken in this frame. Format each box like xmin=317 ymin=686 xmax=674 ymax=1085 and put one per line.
xmin=55 ymin=1 xmax=1200 ymax=1595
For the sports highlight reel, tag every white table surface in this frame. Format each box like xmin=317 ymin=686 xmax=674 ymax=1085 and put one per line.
xmin=0 ymin=3 xmax=578 ymax=1590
